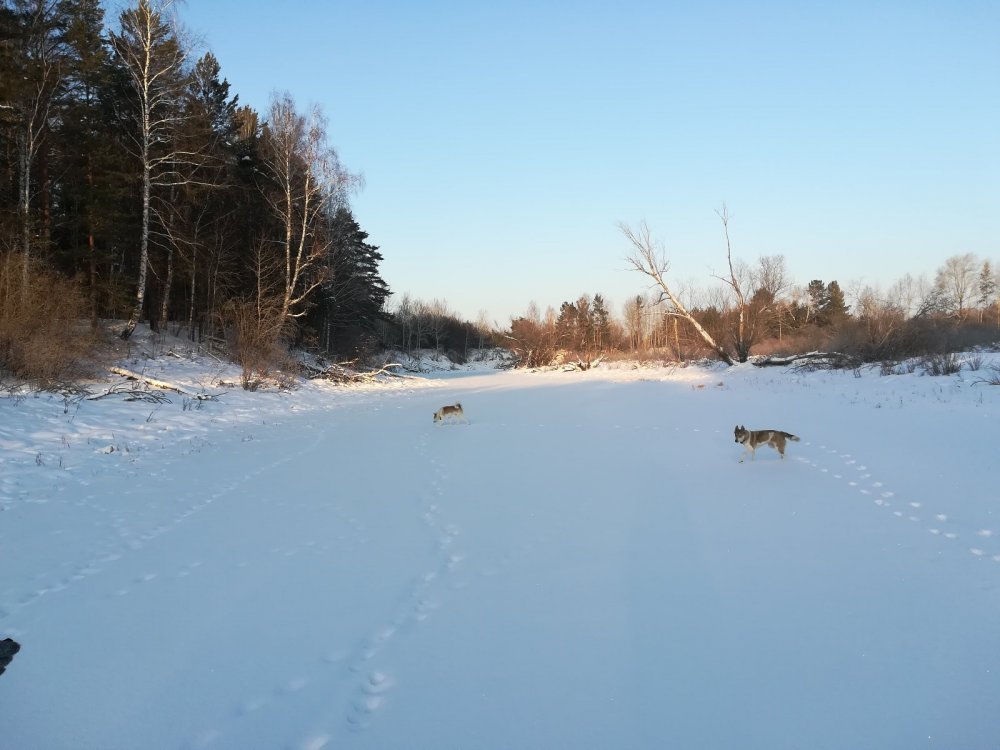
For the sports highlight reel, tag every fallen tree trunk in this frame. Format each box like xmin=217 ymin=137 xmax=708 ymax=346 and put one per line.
xmin=754 ymin=352 xmax=858 ymax=370
xmin=106 ymin=367 xmax=216 ymax=399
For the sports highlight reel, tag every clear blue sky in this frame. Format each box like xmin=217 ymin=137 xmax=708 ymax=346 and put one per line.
xmin=170 ymin=0 xmax=997 ymax=323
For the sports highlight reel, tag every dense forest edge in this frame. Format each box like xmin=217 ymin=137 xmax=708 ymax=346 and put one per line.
xmin=2 ymin=0 xmax=998 ymax=391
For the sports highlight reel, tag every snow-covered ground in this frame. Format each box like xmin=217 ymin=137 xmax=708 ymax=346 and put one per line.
xmin=2 ymin=336 xmax=999 ymax=749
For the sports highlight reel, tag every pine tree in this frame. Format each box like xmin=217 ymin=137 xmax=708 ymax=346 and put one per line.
xmin=188 ymin=52 xmax=238 ymax=139
xmin=977 ymin=260 xmax=996 ymax=322
xmin=591 ymin=293 xmax=611 ymax=351
xmin=822 ymin=280 xmax=850 ymax=327
xmin=51 ymin=0 xmax=128 ymax=324
xmin=160 ymin=50 xmax=239 ymax=337
xmin=555 ymin=301 xmax=579 ymax=349
xmin=311 ymin=207 xmax=390 ymax=354
xmin=806 ymin=279 xmax=826 ymax=324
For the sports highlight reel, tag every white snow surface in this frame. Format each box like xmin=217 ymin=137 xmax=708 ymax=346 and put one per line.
xmin=2 ymin=337 xmax=1000 ymax=749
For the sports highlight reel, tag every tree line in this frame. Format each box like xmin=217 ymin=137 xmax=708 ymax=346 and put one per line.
xmin=1 ymin=0 xmax=390 ymax=382
xmin=2 ymin=1 xmax=995 ymax=381
xmin=500 ymin=239 xmax=999 ymax=369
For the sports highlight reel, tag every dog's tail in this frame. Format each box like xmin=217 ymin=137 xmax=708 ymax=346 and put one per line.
xmin=785 ymin=432 xmax=800 ymax=442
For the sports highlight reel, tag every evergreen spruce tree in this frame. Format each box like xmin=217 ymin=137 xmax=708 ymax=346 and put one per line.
xmin=591 ymin=293 xmax=611 ymax=351
xmin=822 ymin=280 xmax=850 ymax=327
xmin=977 ymin=260 xmax=996 ymax=322
xmin=555 ymin=301 xmax=579 ymax=349
xmin=311 ymin=207 xmax=390 ymax=354
xmin=806 ymin=279 xmax=826 ymax=324
xmin=51 ymin=0 xmax=128 ymax=323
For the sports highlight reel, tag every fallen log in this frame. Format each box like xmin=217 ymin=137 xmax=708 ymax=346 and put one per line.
xmin=753 ymin=351 xmax=857 ymax=370
xmin=106 ymin=367 xmax=216 ymax=399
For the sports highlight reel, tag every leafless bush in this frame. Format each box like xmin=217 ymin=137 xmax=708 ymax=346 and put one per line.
xmin=504 ymin=314 xmax=558 ymax=368
xmin=974 ymin=364 xmax=1000 ymax=386
xmin=965 ymin=353 xmax=984 ymax=371
xmin=920 ymin=352 xmax=961 ymax=376
xmin=221 ymin=298 xmax=297 ymax=390
xmin=0 ymin=253 xmax=106 ymax=385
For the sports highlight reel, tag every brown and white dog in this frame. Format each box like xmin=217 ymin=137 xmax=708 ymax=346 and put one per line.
xmin=734 ymin=425 xmax=799 ymax=462
xmin=433 ymin=403 xmax=467 ymax=424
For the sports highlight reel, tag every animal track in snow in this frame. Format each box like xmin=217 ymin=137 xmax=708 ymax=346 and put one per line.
xmin=799 ymin=446 xmax=1000 ymax=563
xmin=346 ymin=671 xmax=395 ymax=732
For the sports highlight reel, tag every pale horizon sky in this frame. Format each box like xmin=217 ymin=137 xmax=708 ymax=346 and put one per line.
xmin=165 ymin=0 xmax=997 ymax=324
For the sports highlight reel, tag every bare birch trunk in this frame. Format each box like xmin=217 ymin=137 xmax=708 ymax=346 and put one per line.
xmin=621 ymin=221 xmax=734 ymax=366
xmin=122 ymin=158 xmax=151 ymax=340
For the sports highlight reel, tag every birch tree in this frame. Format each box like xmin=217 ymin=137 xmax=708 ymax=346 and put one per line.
xmin=621 ymin=221 xmax=734 ymax=365
xmin=932 ymin=253 xmax=979 ymax=319
xmin=109 ymin=0 xmax=190 ymax=339
xmin=710 ymin=207 xmax=788 ymax=361
xmin=6 ymin=0 xmax=62 ymax=293
xmin=258 ymin=93 xmax=357 ymax=326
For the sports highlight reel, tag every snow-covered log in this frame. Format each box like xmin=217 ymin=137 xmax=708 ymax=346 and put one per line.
xmin=753 ymin=352 xmax=857 ymax=370
xmin=106 ymin=367 xmax=216 ymax=399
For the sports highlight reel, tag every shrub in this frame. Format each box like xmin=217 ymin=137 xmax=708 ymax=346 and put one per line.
xmin=976 ymin=364 xmax=1000 ymax=386
xmin=221 ymin=298 xmax=297 ymax=390
xmin=0 ymin=253 xmax=104 ymax=385
xmin=920 ymin=352 xmax=961 ymax=376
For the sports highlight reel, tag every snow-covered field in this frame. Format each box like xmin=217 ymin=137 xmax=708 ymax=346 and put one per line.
xmin=2 ymin=338 xmax=999 ymax=749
